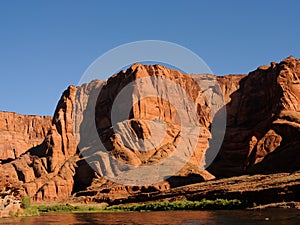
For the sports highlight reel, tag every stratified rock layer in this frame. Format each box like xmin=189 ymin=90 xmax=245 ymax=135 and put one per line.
xmin=208 ymin=56 xmax=300 ymax=177
xmin=91 ymin=64 xmax=215 ymax=183
xmin=0 ymin=112 xmax=52 ymax=161
xmin=0 ymin=85 xmax=80 ymax=201
xmin=0 ymin=56 xmax=300 ymax=203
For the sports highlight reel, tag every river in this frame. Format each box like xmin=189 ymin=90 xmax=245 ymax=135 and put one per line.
xmin=0 ymin=209 xmax=299 ymax=225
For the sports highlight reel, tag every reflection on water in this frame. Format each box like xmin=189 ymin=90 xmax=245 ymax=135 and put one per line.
xmin=0 ymin=209 xmax=299 ymax=225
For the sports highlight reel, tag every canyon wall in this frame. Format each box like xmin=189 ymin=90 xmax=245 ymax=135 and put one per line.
xmin=208 ymin=56 xmax=300 ymax=177
xmin=0 ymin=56 xmax=300 ymax=202
xmin=0 ymin=112 xmax=52 ymax=161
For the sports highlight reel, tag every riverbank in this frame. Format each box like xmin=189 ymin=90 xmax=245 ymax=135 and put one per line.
xmin=18 ymin=199 xmax=300 ymax=216
xmin=2 ymin=208 xmax=300 ymax=225
xmin=92 ymin=171 xmax=300 ymax=207
xmin=29 ymin=199 xmax=245 ymax=214
xmin=2 ymin=199 xmax=300 ymax=218
xmin=1 ymin=171 xmax=300 ymax=218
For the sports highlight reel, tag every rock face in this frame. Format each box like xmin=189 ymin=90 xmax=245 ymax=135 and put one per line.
xmin=105 ymin=171 xmax=300 ymax=207
xmin=0 ymin=85 xmax=80 ymax=201
xmin=0 ymin=194 xmax=21 ymax=217
xmin=0 ymin=112 xmax=52 ymax=161
xmin=1 ymin=56 xmax=300 ymax=203
xmin=208 ymin=56 xmax=300 ymax=177
xmin=74 ymin=64 xmax=219 ymax=200
xmin=90 ymin=64 xmax=215 ymax=184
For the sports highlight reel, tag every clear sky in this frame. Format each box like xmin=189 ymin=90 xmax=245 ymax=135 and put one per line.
xmin=0 ymin=0 xmax=299 ymax=116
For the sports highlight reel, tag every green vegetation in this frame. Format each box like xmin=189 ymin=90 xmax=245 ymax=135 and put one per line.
xmin=8 ymin=196 xmax=39 ymax=217
xmin=22 ymin=207 xmax=40 ymax=216
xmin=18 ymin=199 xmax=245 ymax=215
xmin=33 ymin=204 xmax=105 ymax=213
xmin=8 ymin=208 xmax=39 ymax=217
xmin=107 ymin=199 xmax=245 ymax=211
xmin=21 ymin=196 xmax=31 ymax=209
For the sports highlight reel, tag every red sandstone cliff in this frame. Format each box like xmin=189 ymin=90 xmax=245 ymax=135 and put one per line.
xmin=0 ymin=86 xmax=79 ymax=201
xmin=0 ymin=112 xmax=52 ymax=161
xmin=208 ymin=56 xmax=300 ymax=177
xmin=0 ymin=56 xmax=300 ymax=203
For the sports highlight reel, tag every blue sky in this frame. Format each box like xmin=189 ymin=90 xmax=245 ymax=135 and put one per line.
xmin=0 ymin=0 xmax=299 ymax=115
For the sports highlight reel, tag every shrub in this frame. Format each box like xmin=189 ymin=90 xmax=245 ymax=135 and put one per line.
xmin=21 ymin=196 xmax=31 ymax=209
xmin=107 ymin=199 xmax=244 ymax=211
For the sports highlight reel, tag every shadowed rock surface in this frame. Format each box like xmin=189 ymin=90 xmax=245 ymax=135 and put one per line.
xmin=103 ymin=171 xmax=300 ymax=206
xmin=208 ymin=56 xmax=300 ymax=177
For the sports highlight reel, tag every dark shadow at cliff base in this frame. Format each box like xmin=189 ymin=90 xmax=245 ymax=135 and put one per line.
xmin=166 ymin=174 xmax=205 ymax=188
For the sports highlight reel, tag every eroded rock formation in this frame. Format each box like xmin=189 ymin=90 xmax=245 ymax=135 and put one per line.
xmin=0 ymin=112 xmax=52 ymax=161
xmin=208 ymin=56 xmax=300 ymax=177
xmin=0 ymin=56 xmax=300 ymax=203
xmin=0 ymin=85 xmax=80 ymax=201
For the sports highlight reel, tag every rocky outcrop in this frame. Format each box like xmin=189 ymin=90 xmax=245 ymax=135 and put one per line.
xmin=0 ymin=195 xmax=21 ymax=217
xmin=104 ymin=170 xmax=300 ymax=206
xmin=208 ymin=56 xmax=300 ymax=177
xmin=0 ymin=63 xmax=222 ymax=201
xmin=0 ymin=112 xmax=52 ymax=161
xmin=90 ymin=64 xmax=215 ymax=183
xmin=73 ymin=64 xmax=220 ymax=198
xmin=0 ymin=85 xmax=82 ymax=201
xmin=1 ymin=56 xmax=300 ymax=203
